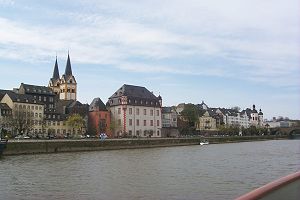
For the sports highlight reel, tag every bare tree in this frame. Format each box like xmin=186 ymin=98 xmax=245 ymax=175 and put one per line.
xmin=6 ymin=107 xmax=34 ymax=136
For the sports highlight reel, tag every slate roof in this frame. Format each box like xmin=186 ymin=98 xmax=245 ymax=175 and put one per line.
xmin=56 ymin=99 xmax=74 ymax=114
xmin=89 ymin=98 xmax=107 ymax=112
xmin=52 ymin=57 xmax=60 ymax=80
xmin=162 ymin=107 xmax=172 ymax=113
xmin=197 ymin=101 xmax=209 ymax=110
xmin=108 ymin=84 xmax=161 ymax=107
xmin=0 ymin=89 xmax=13 ymax=100
xmin=65 ymin=53 xmax=72 ymax=76
xmin=5 ymin=92 xmax=44 ymax=105
xmin=20 ymin=83 xmax=54 ymax=95
xmin=251 ymin=104 xmax=258 ymax=113
xmin=0 ymin=103 xmax=11 ymax=110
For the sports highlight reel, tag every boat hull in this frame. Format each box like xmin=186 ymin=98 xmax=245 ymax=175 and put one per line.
xmin=235 ymin=171 xmax=300 ymax=200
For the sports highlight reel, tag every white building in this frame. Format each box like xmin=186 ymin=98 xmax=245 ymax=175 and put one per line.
xmin=162 ymin=107 xmax=177 ymax=128
xmin=108 ymin=84 xmax=162 ymax=138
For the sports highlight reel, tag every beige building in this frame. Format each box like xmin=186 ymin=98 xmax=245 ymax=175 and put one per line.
xmin=1 ymin=92 xmax=45 ymax=136
xmin=196 ymin=110 xmax=217 ymax=131
xmin=108 ymin=84 xmax=162 ymax=138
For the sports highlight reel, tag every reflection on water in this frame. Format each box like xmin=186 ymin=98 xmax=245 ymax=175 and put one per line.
xmin=0 ymin=140 xmax=299 ymax=200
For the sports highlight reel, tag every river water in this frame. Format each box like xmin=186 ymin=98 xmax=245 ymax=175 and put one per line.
xmin=0 ymin=140 xmax=299 ymax=200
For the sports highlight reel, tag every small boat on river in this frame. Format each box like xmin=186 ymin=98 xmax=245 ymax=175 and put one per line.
xmin=200 ymin=140 xmax=209 ymax=145
xmin=235 ymin=171 xmax=300 ymax=200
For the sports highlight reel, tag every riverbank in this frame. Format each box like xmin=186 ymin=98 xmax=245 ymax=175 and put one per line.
xmin=3 ymin=135 xmax=287 ymax=156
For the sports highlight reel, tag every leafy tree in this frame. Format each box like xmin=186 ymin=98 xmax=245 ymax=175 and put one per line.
xmin=231 ymin=106 xmax=241 ymax=112
xmin=66 ymin=114 xmax=85 ymax=136
xmin=180 ymin=104 xmax=199 ymax=127
xmin=109 ymin=118 xmax=121 ymax=137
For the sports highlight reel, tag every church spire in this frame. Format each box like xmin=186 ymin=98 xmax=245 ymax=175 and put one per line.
xmin=52 ymin=56 xmax=60 ymax=80
xmin=65 ymin=52 xmax=72 ymax=76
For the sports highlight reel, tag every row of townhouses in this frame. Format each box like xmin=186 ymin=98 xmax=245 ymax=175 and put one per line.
xmin=0 ymin=55 xmax=267 ymax=138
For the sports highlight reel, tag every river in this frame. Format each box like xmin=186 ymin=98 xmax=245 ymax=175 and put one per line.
xmin=0 ymin=140 xmax=299 ymax=200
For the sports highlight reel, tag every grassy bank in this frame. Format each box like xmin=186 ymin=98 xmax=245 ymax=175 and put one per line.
xmin=3 ymin=135 xmax=288 ymax=156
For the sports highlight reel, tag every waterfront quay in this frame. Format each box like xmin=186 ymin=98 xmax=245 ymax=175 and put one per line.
xmin=3 ymin=135 xmax=287 ymax=156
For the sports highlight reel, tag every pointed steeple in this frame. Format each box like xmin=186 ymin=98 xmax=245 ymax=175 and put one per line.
xmin=52 ymin=56 xmax=60 ymax=80
xmin=65 ymin=52 xmax=73 ymax=76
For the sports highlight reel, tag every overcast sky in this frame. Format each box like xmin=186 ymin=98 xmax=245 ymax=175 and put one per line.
xmin=0 ymin=0 xmax=299 ymax=119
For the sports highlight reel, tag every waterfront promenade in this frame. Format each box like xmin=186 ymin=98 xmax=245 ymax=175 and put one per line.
xmin=3 ymin=135 xmax=287 ymax=156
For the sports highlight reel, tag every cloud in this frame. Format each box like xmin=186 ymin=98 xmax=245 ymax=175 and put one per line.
xmin=0 ymin=0 xmax=299 ymax=89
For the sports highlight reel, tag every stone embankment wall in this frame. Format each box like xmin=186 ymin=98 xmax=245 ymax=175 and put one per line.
xmin=3 ymin=135 xmax=287 ymax=156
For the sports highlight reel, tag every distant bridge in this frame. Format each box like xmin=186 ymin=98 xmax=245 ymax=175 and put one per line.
xmin=270 ymin=126 xmax=300 ymax=135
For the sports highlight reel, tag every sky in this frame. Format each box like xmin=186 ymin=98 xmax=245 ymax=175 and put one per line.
xmin=0 ymin=0 xmax=299 ymax=120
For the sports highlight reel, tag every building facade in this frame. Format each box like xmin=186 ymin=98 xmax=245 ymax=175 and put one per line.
xmin=162 ymin=107 xmax=178 ymax=128
xmin=197 ymin=110 xmax=217 ymax=131
xmin=88 ymin=98 xmax=111 ymax=138
xmin=1 ymin=92 xmax=45 ymax=136
xmin=108 ymin=84 xmax=162 ymax=138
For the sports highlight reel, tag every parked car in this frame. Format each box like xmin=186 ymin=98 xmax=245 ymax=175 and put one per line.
xmin=14 ymin=135 xmax=30 ymax=139
xmin=100 ymin=133 xmax=108 ymax=140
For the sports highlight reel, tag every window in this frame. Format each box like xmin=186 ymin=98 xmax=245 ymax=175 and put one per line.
xmin=128 ymin=130 xmax=132 ymax=136
xmin=157 ymin=120 xmax=160 ymax=126
xmin=44 ymin=97 xmax=47 ymax=101
xmin=39 ymin=113 xmax=42 ymax=118
xmin=118 ymin=119 xmax=121 ymax=126
xmin=118 ymin=108 xmax=121 ymax=114
xmin=150 ymin=110 xmax=153 ymax=116
xmin=129 ymin=119 xmax=133 ymax=126
xmin=136 ymin=108 xmax=139 ymax=115
xmin=136 ymin=119 xmax=139 ymax=126
xmin=144 ymin=120 xmax=146 ymax=126
xmin=156 ymin=110 xmax=160 ymax=116
xmin=143 ymin=109 xmax=146 ymax=115
xmin=157 ymin=130 xmax=160 ymax=136
xmin=129 ymin=108 xmax=132 ymax=115
xmin=150 ymin=120 xmax=153 ymax=126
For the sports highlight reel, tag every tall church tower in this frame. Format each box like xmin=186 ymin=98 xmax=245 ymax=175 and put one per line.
xmin=48 ymin=57 xmax=61 ymax=95
xmin=59 ymin=53 xmax=77 ymax=100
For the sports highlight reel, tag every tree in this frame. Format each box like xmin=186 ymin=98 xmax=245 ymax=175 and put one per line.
xmin=109 ymin=118 xmax=121 ymax=137
xmin=66 ymin=114 xmax=85 ymax=136
xmin=180 ymin=104 xmax=199 ymax=127
xmin=231 ymin=106 xmax=241 ymax=112
xmin=6 ymin=107 xmax=34 ymax=136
